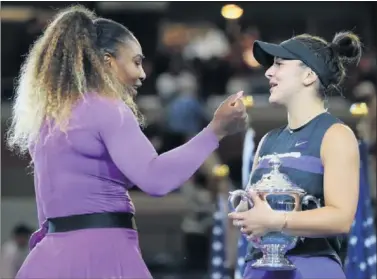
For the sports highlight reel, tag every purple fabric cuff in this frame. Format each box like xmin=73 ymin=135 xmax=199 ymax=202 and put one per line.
xmin=29 ymin=220 xmax=48 ymax=251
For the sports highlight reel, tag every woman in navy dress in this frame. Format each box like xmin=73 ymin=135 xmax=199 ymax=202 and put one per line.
xmin=229 ymin=31 xmax=362 ymax=279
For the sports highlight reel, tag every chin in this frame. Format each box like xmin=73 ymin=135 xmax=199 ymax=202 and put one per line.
xmin=128 ymin=88 xmax=138 ymax=97
xmin=269 ymin=89 xmax=288 ymax=105
xmin=268 ymin=94 xmax=282 ymax=104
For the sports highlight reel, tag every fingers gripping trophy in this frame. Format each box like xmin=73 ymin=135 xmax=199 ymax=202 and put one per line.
xmin=228 ymin=154 xmax=321 ymax=270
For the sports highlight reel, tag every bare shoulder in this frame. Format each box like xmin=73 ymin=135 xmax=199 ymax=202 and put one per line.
xmin=254 ymin=133 xmax=269 ymax=158
xmin=257 ymin=133 xmax=268 ymax=149
xmin=321 ymin=123 xmax=359 ymax=161
xmin=323 ymin=123 xmax=358 ymax=146
xmin=252 ymin=132 xmax=269 ymax=168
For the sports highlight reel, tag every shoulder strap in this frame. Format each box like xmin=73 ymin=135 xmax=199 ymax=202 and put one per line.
xmin=257 ymin=126 xmax=285 ymax=157
xmin=242 ymin=128 xmax=256 ymax=188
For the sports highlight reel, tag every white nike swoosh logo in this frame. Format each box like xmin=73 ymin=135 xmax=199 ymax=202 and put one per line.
xmin=295 ymin=141 xmax=307 ymax=147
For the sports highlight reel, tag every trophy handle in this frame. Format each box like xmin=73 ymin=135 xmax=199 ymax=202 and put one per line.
xmin=228 ymin=190 xmax=254 ymax=212
xmin=302 ymin=195 xmax=321 ymax=209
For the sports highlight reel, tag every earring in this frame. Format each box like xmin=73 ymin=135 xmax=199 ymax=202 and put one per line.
xmin=104 ymin=54 xmax=111 ymax=65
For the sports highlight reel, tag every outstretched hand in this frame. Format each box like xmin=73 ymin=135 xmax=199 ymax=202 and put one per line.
xmin=228 ymin=191 xmax=284 ymax=239
xmin=209 ymin=91 xmax=248 ymax=140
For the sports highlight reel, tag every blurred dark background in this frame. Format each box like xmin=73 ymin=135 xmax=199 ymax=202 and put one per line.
xmin=1 ymin=2 xmax=376 ymax=279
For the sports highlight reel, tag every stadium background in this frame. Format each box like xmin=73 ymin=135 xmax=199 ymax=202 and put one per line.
xmin=1 ymin=1 xmax=376 ymax=278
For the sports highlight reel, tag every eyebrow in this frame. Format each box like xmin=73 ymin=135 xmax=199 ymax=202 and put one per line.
xmin=133 ymin=54 xmax=145 ymax=60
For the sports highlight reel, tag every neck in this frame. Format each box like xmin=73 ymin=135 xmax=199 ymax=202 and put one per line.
xmin=286 ymin=96 xmax=326 ymax=130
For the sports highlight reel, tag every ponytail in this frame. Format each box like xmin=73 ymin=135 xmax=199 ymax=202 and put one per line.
xmin=7 ymin=5 xmax=141 ymax=155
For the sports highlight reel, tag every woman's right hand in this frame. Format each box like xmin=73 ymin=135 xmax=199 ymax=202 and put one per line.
xmin=208 ymin=91 xmax=248 ymax=140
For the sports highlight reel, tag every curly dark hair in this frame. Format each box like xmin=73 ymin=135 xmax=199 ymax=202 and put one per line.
xmin=7 ymin=5 xmax=143 ymax=155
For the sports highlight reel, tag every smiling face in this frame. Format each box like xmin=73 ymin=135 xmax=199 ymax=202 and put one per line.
xmin=265 ymin=57 xmax=318 ymax=105
xmin=105 ymin=37 xmax=146 ymax=97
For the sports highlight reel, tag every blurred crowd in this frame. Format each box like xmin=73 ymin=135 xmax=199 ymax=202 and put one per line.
xmin=2 ymin=11 xmax=376 ymax=150
xmin=0 ymin=225 xmax=33 ymax=279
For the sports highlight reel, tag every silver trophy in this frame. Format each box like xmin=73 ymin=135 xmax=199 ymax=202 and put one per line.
xmin=229 ymin=154 xmax=321 ymax=270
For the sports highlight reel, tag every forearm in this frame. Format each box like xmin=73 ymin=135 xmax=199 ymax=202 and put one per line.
xmin=281 ymin=206 xmax=352 ymax=237
xmin=99 ymin=99 xmax=220 ymax=197
xmin=140 ymin=127 xmax=219 ymax=195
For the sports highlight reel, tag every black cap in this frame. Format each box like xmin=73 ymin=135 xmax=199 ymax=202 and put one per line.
xmin=253 ymin=39 xmax=332 ymax=87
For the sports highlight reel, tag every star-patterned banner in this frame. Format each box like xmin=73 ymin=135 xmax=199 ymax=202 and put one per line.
xmin=345 ymin=141 xmax=377 ymax=279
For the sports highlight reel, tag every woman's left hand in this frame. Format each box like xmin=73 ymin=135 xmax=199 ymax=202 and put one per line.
xmin=228 ymin=191 xmax=284 ymax=239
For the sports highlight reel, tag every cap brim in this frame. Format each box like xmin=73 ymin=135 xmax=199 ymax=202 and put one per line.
xmin=253 ymin=40 xmax=297 ymax=67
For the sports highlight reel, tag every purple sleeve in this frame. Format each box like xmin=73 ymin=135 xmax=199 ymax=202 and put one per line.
xmin=95 ymin=98 xmax=219 ymax=196
xmin=28 ymin=147 xmax=45 ymax=227
xmin=29 ymin=171 xmax=48 ymax=251
xmin=34 ymin=173 xmax=46 ymax=227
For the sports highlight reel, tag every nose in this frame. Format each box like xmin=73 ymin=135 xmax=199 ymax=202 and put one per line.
xmin=265 ymin=65 xmax=274 ymax=80
xmin=139 ymin=67 xmax=146 ymax=82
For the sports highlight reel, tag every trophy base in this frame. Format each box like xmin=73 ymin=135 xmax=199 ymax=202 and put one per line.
xmin=252 ymin=257 xmax=296 ymax=271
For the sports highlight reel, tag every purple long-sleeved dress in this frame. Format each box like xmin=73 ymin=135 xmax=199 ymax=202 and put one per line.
xmin=16 ymin=95 xmax=219 ymax=279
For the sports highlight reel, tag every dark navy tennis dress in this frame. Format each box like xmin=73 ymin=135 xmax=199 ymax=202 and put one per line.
xmin=243 ymin=112 xmax=347 ymax=279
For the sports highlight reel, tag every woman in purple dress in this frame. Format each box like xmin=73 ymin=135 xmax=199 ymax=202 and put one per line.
xmin=6 ymin=6 xmax=248 ymax=279
xmin=229 ymin=31 xmax=362 ymax=278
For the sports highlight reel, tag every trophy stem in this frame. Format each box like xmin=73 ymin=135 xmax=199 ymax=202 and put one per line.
xmin=252 ymin=244 xmax=296 ymax=271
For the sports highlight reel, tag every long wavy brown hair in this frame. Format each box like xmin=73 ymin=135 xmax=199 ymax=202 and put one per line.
xmin=7 ymin=5 xmax=143 ymax=156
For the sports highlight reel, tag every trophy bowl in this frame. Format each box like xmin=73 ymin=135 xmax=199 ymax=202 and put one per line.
xmin=229 ymin=154 xmax=320 ymax=271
